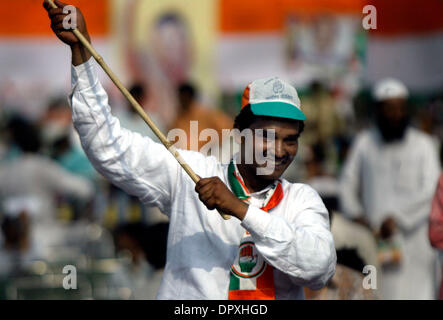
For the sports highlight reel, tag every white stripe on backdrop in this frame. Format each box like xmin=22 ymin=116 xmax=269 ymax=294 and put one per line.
xmin=366 ymin=32 xmax=443 ymax=93
xmin=0 ymin=38 xmax=114 ymax=119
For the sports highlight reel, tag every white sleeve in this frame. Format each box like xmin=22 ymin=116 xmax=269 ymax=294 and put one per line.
xmin=69 ymin=58 xmax=184 ymax=214
xmin=394 ymin=138 xmax=441 ymax=232
xmin=240 ymin=186 xmax=336 ymax=290
xmin=339 ymin=134 xmax=365 ymax=220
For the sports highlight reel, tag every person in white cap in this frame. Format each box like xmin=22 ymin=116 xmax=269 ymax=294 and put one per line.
xmin=339 ymin=77 xmax=441 ymax=299
xmin=44 ymin=1 xmax=336 ymax=300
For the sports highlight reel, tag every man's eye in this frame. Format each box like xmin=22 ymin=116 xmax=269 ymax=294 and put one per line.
xmin=255 ymin=131 xmax=268 ymax=139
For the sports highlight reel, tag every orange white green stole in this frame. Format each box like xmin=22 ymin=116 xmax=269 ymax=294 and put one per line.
xmin=227 ymin=160 xmax=283 ymax=300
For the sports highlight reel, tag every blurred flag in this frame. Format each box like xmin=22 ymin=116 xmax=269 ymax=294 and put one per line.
xmin=0 ymin=0 xmax=111 ymax=118
xmin=365 ymin=0 xmax=443 ymax=92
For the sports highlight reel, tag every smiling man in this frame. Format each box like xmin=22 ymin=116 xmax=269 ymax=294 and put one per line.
xmin=44 ymin=0 xmax=336 ymax=300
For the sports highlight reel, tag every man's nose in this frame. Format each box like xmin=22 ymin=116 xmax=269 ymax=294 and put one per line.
xmin=274 ymin=140 xmax=285 ymax=158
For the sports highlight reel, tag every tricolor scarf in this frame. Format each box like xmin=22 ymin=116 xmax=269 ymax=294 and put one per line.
xmin=227 ymin=160 xmax=283 ymax=300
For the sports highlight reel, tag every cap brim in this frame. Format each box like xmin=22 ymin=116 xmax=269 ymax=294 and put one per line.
xmin=250 ymin=102 xmax=306 ymax=121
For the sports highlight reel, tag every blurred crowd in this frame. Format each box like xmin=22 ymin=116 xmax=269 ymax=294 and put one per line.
xmin=0 ymin=66 xmax=442 ymax=300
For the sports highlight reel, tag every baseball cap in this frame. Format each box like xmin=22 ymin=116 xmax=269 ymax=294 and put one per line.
xmin=373 ymin=78 xmax=409 ymax=102
xmin=241 ymin=77 xmax=306 ymax=121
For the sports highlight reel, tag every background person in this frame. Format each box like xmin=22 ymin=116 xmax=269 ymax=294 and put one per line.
xmin=112 ymin=222 xmax=168 ymax=299
xmin=169 ymin=82 xmax=233 ymax=156
xmin=0 ymin=115 xmax=94 ymax=256
xmin=339 ymin=78 xmax=441 ymax=299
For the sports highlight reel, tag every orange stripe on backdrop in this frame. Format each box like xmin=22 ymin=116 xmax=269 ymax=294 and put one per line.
xmin=283 ymin=0 xmax=364 ymax=15
xmin=219 ymin=0 xmax=282 ymax=33
xmin=368 ymin=0 xmax=443 ymax=36
xmin=0 ymin=0 xmax=109 ymax=37
xmin=219 ymin=0 xmax=364 ymax=33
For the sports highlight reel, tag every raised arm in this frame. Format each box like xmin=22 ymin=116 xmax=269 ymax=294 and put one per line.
xmin=43 ymin=0 xmax=185 ymax=213
xmin=71 ymin=59 xmax=185 ymax=212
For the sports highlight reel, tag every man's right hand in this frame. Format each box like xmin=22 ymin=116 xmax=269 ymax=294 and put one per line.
xmin=43 ymin=0 xmax=92 ymax=65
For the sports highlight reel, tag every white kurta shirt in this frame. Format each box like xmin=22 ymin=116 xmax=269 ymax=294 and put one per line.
xmin=339 ymin=127 xmax=440 ymax=299
xmin=70 ymin=58 xmax=336 ymax=300
xmin=339 ymin=127 xmax=440 ymax=231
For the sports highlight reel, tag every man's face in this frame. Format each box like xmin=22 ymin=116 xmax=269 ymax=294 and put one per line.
xmin=242 ymin=117 xmax=301 ymax=181
xmin=376 ymin=98 xmax=409 ymax=142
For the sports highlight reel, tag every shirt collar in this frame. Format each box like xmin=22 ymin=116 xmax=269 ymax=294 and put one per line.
xmin=232 ymin=153 xmax=278 ymax=197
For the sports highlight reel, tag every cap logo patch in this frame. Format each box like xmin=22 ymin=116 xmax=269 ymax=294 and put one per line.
xmin=273 ymin=80 xmax=284 ymax=94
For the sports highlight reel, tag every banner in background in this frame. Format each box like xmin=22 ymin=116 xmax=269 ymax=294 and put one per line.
xmin=217 ymin=0 xmax=443 ymax=94
xmin=1 ymin=0 xmax=442 ymax=121
xmin=111 ymin=0 xmax=218 ymax=126
xmin=216 ymin=0 xmax=364 ymax=91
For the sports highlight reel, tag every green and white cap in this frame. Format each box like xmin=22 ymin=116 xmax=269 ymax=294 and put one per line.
xmin=241 ymin=76 xmax=306 ymax=121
